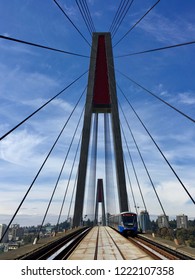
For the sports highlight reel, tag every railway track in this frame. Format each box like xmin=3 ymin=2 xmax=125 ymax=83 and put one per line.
xmin=68 ymin=226 xmax=157 ymax=260
xmin=103 ymin=226 xmax=126 ymax=259
xmin=18 ymin=227 xmax=91 ymax=260
xmin=128 ymin=235 xmax=194 ymax=260
xmin=17 ymin=226 xmax=194 ymax=260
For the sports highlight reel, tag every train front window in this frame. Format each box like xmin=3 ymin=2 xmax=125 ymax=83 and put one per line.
xmin=122 ymin=215 xmax=136 ymax=226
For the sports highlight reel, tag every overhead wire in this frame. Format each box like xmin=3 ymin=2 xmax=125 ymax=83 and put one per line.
xmin=53 ymin=0 xmax=91 ymax=47
xmin=0 ymin=88 xmax=85 ymax=243
xmin=113 ymin=0 xmax=161 ymax=48
xmin=0 ymin=35 xmax=90 ymax=58
xmin=0 ymin=70 xmax=88 ymax=141
xmin=117 ymin=84 xmax=195 ymax=205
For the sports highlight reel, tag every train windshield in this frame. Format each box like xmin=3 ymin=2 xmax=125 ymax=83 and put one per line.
xmin=122 ymin=214 xmax=136 ymax=226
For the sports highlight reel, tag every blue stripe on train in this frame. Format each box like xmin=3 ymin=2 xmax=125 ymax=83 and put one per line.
xmin=118 ymin=225 xmax=124 ymax=233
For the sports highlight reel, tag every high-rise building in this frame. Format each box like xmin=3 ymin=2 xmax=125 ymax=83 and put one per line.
xmin=0 ymin=224 xmax=8 ymax=243
xmin=139 ymin=210 xmax=151 ymax=232
xmin=176 ymin=214 xmax=188 ymax=229
xmin=9 ymin=224 xmax=24 ymax=241
xmin=157 ymin=215 xmax=169 ymax=228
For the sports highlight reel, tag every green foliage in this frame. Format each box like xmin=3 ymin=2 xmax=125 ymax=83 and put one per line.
xmin=151 ymin=219 xmax=195 ymax=247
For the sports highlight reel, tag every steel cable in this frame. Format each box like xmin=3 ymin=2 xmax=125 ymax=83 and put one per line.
xmin=118 ymin=84 xmax=195 ymax=205
xmin=116 ymin=69 xmax=195 ymax=123
xmin=112 ymin=0 xmax=134 ymax=39
xmin=115 ymin=40 xmax=195 ymax=58
xmin=76 ymin=0 xmax=96 ymax=36
xmin=120 ymin=122 xmax=148 ymax=212
xmin=0 ymin=70 xmax=88 ymax=141
xmin=0 ymin=88 xmax=85 ymax=243
xmin=53 ymin=0 xmax=91 ymax=47
xmin=0 ymin=35 xmax=90 ymax=58
xmin=56 ymin=133 xmax=82 ymax=230
xmin=113 ymin=0 xmax=161 ymax=48
xmin=37 ymin=98 xmax=85 ymax=238
xmin=119 ymin=100 xmax=171 ymax=232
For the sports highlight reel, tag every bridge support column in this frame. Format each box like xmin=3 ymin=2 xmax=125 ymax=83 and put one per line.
xmin=94 ymin=179 xmax=106 ymax=226
xmin=73 ymin=32 xmax=128 ymax=227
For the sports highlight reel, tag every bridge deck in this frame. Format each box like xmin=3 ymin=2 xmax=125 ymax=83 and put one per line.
xmin=68 ymin=226 xmax=154 ymax=260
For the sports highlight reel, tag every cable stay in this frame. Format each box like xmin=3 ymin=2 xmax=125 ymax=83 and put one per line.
xmin=112 ymin=0 xmax=134 ymax=39
xmin=0 ymin=70 xmax=88 ymax=142
xmin=56 ymin=132 xmax=82 ymax=230
xmin=123 ymin=154 xmax=138 ymax=214
xmin=116 ymin=69 xmax=195 ymax=123
xmin=0 ymin=35 xmax=90 ymax=58
xmin=121 ymin=122 xmax=148 ymax=212
xmin=117 ymin=84 xmax=195 ymax=205
xmin=109 ymin=0 xmax=124 ymax=33
xmin=37 ymin=100 xmax=85 ymax=238
xmin=53 ymin=0 xmax=91 ymax=47
xmin=115 ymin=40 xmax=195 ymax=57
xmin=0 ymin=88 xmax=85 ymax=243
xmin=76 ymin=0 xmax=96 ymax=36
xmin=119 ymin=100 xmax=171 ymax=230
xmin=113 ymin=0 xmax=161 ymax=48
xmin=109 ymin=77 xmax=147 ymax=214
xmin=66 ymin=169 xmax=79 ymax=230
xmin=110 ymin=0 xmax=134 ymax=39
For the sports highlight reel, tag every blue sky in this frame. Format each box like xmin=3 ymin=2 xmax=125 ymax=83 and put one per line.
xmin=0 ymin=0 xmax=195 ymax=226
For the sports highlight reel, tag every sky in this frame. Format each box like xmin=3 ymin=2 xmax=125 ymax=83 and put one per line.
xmin=0 ymin=0 xmax=195 ymax=226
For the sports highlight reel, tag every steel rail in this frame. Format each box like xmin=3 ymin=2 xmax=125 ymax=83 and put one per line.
xmin=17 ymin=227 xmax=91 ymax=260
xmin=136 ymin=235 xmax=194 ymax=260
xmin=104 ymin=227 xmax=126 ymax=260
xmin=49 ymin=227 xmax=91 ymax=260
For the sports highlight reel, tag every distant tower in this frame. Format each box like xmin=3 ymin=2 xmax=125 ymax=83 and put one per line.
xmin=157 ymin=214 xmax=169 ymax=228
xmin=139 ymin=210 xmax=151 ymax=232
xmin=73 ymin=33 xmax=129 ymax=227
xmin=0 ymin=224 xmax=8 ymax=243
xmin=94 ymin=179 xmax=106 ymax=226
xmin=176 ymin=214 xmax=188 ymax=229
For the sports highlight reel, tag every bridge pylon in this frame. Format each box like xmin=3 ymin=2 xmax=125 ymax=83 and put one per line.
xmin=73 ymin=32 xmax=128 ymax=227
xmin=94 ymin=178 xmax=106 ymax=226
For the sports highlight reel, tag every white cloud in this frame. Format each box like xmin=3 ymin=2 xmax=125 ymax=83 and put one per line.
xmin=178 ymin=92 xmax=195 ymax=105
xmin=0 ymin=63 xmax=59 ymax=103
xmin=62 ymin=3 xmax=78 ymax=19
xmin=0 ymin=130 xmax=46 ymax=166
xmin=138 ymin=11 xmax=195 ymax=44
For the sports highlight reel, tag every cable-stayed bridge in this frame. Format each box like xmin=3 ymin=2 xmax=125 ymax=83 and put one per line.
xmin=0 ymin=0 xmax=195 ymax=260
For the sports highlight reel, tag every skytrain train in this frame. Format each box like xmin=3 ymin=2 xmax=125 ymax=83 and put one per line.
xmin=108 ymin=212 xmax=138 ymax=236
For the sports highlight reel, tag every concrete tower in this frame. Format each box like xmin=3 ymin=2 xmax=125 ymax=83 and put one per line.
xmin=73 ymin=33 xmax=128 ymax=227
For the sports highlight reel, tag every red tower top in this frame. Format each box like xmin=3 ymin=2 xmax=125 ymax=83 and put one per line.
xmin=93 ymin=35 xmax=111 ymax=112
